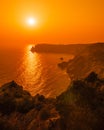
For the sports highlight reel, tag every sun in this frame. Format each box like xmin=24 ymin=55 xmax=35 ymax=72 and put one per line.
xmin=27 ymin=17 xmax=37 ymax=26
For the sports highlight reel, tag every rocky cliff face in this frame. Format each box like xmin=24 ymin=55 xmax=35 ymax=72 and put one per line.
xmin=58 ymin=43 xmax=104 ymax=79
xmin=0 ymin=72 xmax=104 ymax=130
xmin=31 ymin=43 xmax=89 ymax=54
xmin=0 ymin=81 xmax=60 ymax=130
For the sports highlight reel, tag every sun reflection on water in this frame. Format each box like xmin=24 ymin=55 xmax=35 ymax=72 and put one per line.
xmin=16 ymin=45 xmax=70 ymax=97
xmin=25 ymin=45 xmax=36 ymax=75
xmin=17 ymin=45 xmax=42 ymax=95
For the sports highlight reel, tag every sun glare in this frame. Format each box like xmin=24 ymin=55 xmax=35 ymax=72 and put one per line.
xmin=27 ymin=17 xmax=37 ymax=26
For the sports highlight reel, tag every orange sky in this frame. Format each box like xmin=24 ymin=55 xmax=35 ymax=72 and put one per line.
xmin=0 ymin=0 xmax=104 ymax=47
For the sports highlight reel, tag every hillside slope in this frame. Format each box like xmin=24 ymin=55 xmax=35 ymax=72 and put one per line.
xmin=1 ymin=72 xmax=104 ymax=130
xmin=58 ymin=43 xmax=104 ymax=79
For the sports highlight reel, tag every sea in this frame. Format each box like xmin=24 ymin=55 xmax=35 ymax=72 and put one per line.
xmin=0 ymin=45 xmax=74 ymax=97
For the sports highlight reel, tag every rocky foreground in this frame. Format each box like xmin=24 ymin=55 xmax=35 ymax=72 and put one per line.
xmin=0 ymin=72 xmax=104 ymax=130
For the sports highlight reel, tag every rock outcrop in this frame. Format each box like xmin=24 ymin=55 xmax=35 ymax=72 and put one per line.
xmin=0 ymin=72 xmax=104 ymax=130
xmin=58 ymin=43 xmax=104 ymax=79
xmin=0 ymin=81 xmax=60 ymax=130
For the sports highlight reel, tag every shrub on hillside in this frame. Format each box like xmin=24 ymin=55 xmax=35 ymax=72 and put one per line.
xmin=0 ymin=95 xmax=15 ymax=114
xmin=16 ymin=98 xmax=34 ymax=113
xmin=39 ymin=108 xmax=50 ymax=120
xmin=0 ymin=118 xmax=16 ymax=130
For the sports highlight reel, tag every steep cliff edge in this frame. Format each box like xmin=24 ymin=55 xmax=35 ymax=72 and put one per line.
xmin=0 ymin=81 xmax=60 ymax=130
xmin=58 ymin=43 xmax=104 ymax=79
xmin=31 ymin=43 xmax=89 ymax=54
xmin=0 ymin=72 xmax=104 ymax=130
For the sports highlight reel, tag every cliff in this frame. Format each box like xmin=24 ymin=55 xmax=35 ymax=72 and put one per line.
xmin=0 ymin=72 xmax=104 ymax=130
xmin=31 ymin=43 xmax=90 ymax=54
xmin=0 ymin=81 xmax=60 ymax=130
xmin=58 ymin=43 xmax=104 ymax=79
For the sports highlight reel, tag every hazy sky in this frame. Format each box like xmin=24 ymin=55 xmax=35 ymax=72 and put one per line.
xmin=0 ymin=0 xmax=104 ymax=47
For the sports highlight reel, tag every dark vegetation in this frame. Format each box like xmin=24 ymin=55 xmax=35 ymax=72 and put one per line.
xmin=0 ymin=81 xmax=34 ymax=114
xmin=56 ymin=72 xmax=104 ymax=130
xmin=39 ymin=108 xmax=50 ymax=120
xmin=0 ymin=72 xmax=104 ymax=129
xmin=0 ymin=117 xmax=16 ymax=130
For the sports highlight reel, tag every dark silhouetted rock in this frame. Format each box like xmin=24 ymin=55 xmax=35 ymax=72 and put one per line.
xmin=0 ymin=81 xmax=34 ymax=114
xmin=1 ymin=71 xmax=104 ymax=130
xmin=85 ymin=72 xmax=98 ymax=83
